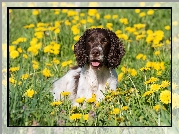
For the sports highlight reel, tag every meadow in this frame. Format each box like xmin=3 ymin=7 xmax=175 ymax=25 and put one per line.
xmin=9 ymin=8 xmax=171 ymax=126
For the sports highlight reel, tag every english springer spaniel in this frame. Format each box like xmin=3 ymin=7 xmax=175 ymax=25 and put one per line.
xmin=52 ymin=28 xmax=125 ymax=105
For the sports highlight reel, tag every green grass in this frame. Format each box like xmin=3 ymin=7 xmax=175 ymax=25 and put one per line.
xmin=9 ymin=8 xmax=171 ymax=126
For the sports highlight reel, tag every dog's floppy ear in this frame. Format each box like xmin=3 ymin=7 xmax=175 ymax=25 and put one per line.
xmin=74 ymin=29 xmax=92 ymax=67
xmin=106 ymin=29 xmax=125 ymax=68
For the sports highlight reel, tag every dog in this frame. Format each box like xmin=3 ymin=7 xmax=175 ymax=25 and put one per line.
xmin=52 ymin=28 xmax=125 ymax=105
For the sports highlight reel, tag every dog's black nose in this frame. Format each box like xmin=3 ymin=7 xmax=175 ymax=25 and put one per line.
xmin=91 ymin=48 xmax=100 ymax=56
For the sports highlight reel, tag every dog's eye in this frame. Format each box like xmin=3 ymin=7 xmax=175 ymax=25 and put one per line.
xmin=101 ymin=38 xmax=108 ymax=43
xmin=87 ymin=37 xmax=94 ymax=43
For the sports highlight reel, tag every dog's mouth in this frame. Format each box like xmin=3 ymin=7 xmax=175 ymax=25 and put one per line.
xmin=90 ymin=60 xmax=102 ymax=69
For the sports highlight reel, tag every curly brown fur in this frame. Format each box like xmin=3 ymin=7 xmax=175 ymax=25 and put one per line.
xmin=106 ymin=29 xmax=125 ymax=68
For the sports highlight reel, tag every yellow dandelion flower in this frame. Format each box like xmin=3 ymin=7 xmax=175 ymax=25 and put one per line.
xmin=142 ymin=91 xmax=154 ymax=97
xmin=42 ymin=68 xmax=52 ymax=78
xmin=122 ymin=106 xmax=129 ymax=111
xmin=139 ymin=12 xmax=146 ymax=17
xmin=34 ymin=31 xmax=44 ymax=39
xmin=160 ymin=62 xmax=165 ymax=71
xmin=104 ymin=14 xmax=111 ymax=19
xmin=147 ymin=9 xmax=154 ymax=15
xmin=166 ymin=39 xmax=170 ymax=45
xmin=17 ymin=47 xmax=22 ymax=53
xmin=16 ymin=37 xmax=27 ymax=43
xmin=125 ymin=27 xmax=136 ymax=33
xmin=157 ymin=71 xmax=162 ymax=76
xmin=111 ymin=108 xmax=120 ymax=114
xmin=54 ymin=11 xmax=60 ymax=15
xmin=121 ymin=66 xmax=127 ymax=73
xmin=140 ymin=67 xmax=150 ymax=72
xmin=154 ymin=51 xmax=160 ymax=56
xmin=73 ymin=28 xmax=80 ymax=35
xmin=117 ymin=117 xmax=125 ymax=122
xmin=21 ymin=74 xmax=29 ymax=80
xmin=136 ymin=53 xmax=143 ymax=59
xmin=87 ymin=97 xmax=96 ymax=103
xmin=117 ymin=34 xmax=128 ymax=40
xmin=142 ymin=55 xmax=146 ymax=60
xmin=144 ymin=77 xmax=158 ymax=84
xmin=105 ymin=82 xmax=109 ymax=88
xmin=67 ymin=10 xmax=78 ymax=17
xmin=44 ymin=45 xmax=52 ymax=53
xmin=79 ymin=20 xmax=86 ymax=24
xmin=115 ymin=30 xmax=122 ymax=35
xmin=112 ymin=15 xmax=118 ymax=19
xmin=160 ymin=90 xmax=171 ymax=104
xmin=33 ymin=9 xmax=39 ymax=15
xmin=32 ymin=61 xmax=39 ymax=70
xmin=95 ymin=102 xmax=100 ymax=107
xmin=50 ymin=111 xmax=55 ymax=115
xmin=71 ymin=25 xmax=80 ymax=34
xmin=23 ymin=54 xmax=28 ymax=59
xmin=50 ymin=101 xmax=62 ymax=106
xmin=9 ymin=46 xmax=16 ymax=52
xmin=106 ymin=23 xmax=113 ymax=29
xmin=153 ymin=105 xmax=160 ymax=112
xmin=73 ymin=16 xmax=79 ymax=21
xmin=92 ymin=94 xmax=96 ymax=99
xmin=128 ymin=69 xmax=137 ymax=76
xmin=76 ymin=97 xmax=85 ymax=104
xmin=54 ymin=28 xmax=60 ymax=34
xmin=96 ymin=13 xmax=100 ymax=20
xmin=61 ymin=60 xmax=72 ymax=67
xmin=61 ymin=91 xmax=70 ymax=97
xmin=28 ymin=46 xmax=39 ymax=56
xmin=10 ymin=50 xmax=19 ymax=59
xmin=118 ymin=73 xmax=124 ymax=82
xmin=135 ymin=9 xmax=140 ymax=13
xmin=112 ymin=90 xmax=120 ymax=96
xmin=152 ymin=62 xmax=161 ymax=71
xmin=45 ymin=63 xmax=52 ymax=66
xmin=74 ymin=35 xmax=80 ymax=41
xmin=9 ymin=66 xmax=20 ymax=72
xmin=88 ymin=9 xmax=98 ymax=16
xmin=119 ymin=18 xmax=128 ymax=25
xmin=24 ymin=89 xmax=35 ymax=98
xmin=80 ymin=13 xmax=85 ymax=17
xmin=52 ymin=58 xmax=60 ymax=65
xmin=83 ymin=114 xmax=89 ymax=121
xmin=55 ymin=21 xmax=61 ymax=28
xmin=9 ymin=77 xmax=16 ymax=84
xmin=62 ymin=9 xmax=68 ymax=13
xmin=165 ymin=25 xmax=170 ymax=30
xmin=37 ymin=22 xmax=47 ymax=27
xmin=160 ymin=80 xmax=170 ymax=88
xmin=150 ymin=84 xmax=161 ymax=92
xmin=70 ymin=113 xmax=82 ymax=121
xmin=65 ymin=20 xmax=71 ymax=26
xmin=24 ymin=24 xmax=35 ymax=29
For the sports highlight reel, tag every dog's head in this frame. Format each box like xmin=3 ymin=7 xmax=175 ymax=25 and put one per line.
xmin=74 ymin=28 xmax=125 ymax=69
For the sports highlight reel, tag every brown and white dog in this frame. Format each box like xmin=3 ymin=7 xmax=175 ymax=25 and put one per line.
xmin=52 ymin=28 xmax=125 ymax=105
